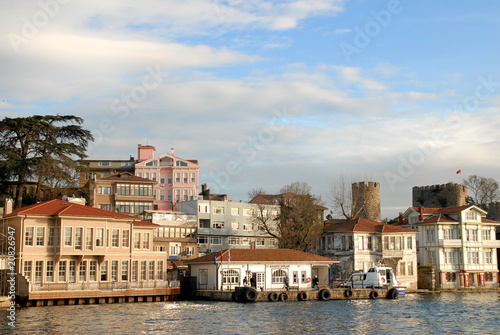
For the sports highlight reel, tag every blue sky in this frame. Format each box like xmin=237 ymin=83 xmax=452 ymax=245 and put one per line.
xmin=1 ymin=0 xmax=500 ymax=219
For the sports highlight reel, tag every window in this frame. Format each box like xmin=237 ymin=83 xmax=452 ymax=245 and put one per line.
xmin=167 ymin=190 xmax=172 ymax=201
xmin=160 ymin=191 xmax=165 ymax=201
xmin=222 ymin=269 xmax=239 ymax=284
xmin=272 ymin=269 xmax=287 ymax=283
xmin=89 ymin=260 xmax=97 ymax=281
xmin=24 ymin=261 xmax=32 ymax=281
xmin=231 ymin=222 xmax=239 ymax=230
xmin=213 ymin=207 xmax=225 ymax=215
xmin=58 ymin=261 xmax=66 ymax=282
xmin=112 ymin=229 xmax=119 ymax=247
xmin=100 ymin=261 xmax=108 ymax=281
xmin=185 ymin=247 xmax=194 ymax=257
xmin=157 ymin=261 xmax=164 ymax=280
xmin=134 ymin=233 xmax=141 ymax=249
xmin=228 ymin=237 xmax=240 ymax=245
xmin=145 ymin=160 xmax=158 ymax=167
xmin=149 ymin=261 xmax=155 ymax=280
xmin=132 ymin=261 xmax=139 ymax=282
xmin=484 ymin=251 xmax=492 ymax=264
xmin=122 ymin=230 xmax=129 ymax=248
xmin=485 ymin=272 xmax=494 ymax=282
xmin=426 ymin=229 xmax=435 ymax=243
xmin=212 ymin=221 xmax=224 ymax=229
xmin=141 ymin=261 xmax=147 ymax=281
xmin=152 ymin=173 xmax=157 ymax=181
xmin=183 ymin=190 xmax=188 ymax=201
xmin=446 ymin=272 xmax=457 ymax=282
xmin=86 ymin=228 xmax=93 ymax=250
xmin=175 ymin=173 xmax=180 ymax=183
xmin=167 ymin=173 xmax=172 ymax=184
xmin=408 ymin=262 xmax=414 ymax=276
xmin=198 ymin=236 xmax=208 ymax=244
xmin=143 ymin=233 xmax=150 ymax=249
xmin=467 ymin=229 xmax=478 ymax=242
xmin=111 ymin=260 xmax=118 ymax=281
xmin=427 ymin=251 xmax=436 ymax=264
xmin=210 ymin=236 xmax=222 ymax=245
xmin=75 ymin=228 xmax=83 ymax=250
xmin=96 ymin=228 xmax=104 ymax=247
xmin=483 ymin=229 xmax=491 ymax=241
xmin=183 ymin=173 xmax=188 ymax=184
xmin=175 ymin=190 xmax=180 ymax=201
xmin=199 ymin=219 xmax=210 ymax=229
xmin=191 ymin=173 xmax=196 ymax=183
xmin=399 ymin=262 xmax=406 ymax=276
xmin=301 ymin=271 xmax=307 ymax=284
xmin=25 ymin=227 xmax=34 ymax=246
xmin=256 ymin=239 xmax=265 ymax=246
xmin=79 ymin=261 xmax=86 ymax=282
xmin=69 ymin=260 xmax=76 ymax=282
xmin=98 ymin=186 xmax=112 ymax=195
xmin=64 ymin=227 xmax=72 ymax=246
xmin=367 ymin=236 xmax=373 ymax=250
xmin=99 ymin=204 xmax=112 ymax=211
xmin=358 ymin=236 xmax=364 ymax=250
xmin=244 ymin=208 xmax=254 ymax=216
xmin=99 ymin=161 xmax=112 ymax=166
xmin=176 ymin=161 xmax=188 ymax=167
xmin=199 ymin=205 xmax=209 ymax=213
xmin=35 ymin=261 xmax=43 ymax=284
xmin=243 ymin=223 xmax=252 ymax=231
xmin=466 ymin=211 xmax=479 ymax=221
xmin=407 ymin=237 xmax=413 ymax=250
xmin=122 ymin=261 xmax=128 ymax=281
xmin=468 ymin=252 xmax=479 ymax=265
xmin=48 ymin=227 xmax=56 ymax=246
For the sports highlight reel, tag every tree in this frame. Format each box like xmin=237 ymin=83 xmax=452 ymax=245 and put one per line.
xmin=250 ymin=182 xmax=324 ymax=251
xmin=463 ymin=175 xmax=500 ymax=206
xmin=328 ymin=174 xmax=368 ymax=219
xmin=0 ymin=115 xmax=93 ymax=208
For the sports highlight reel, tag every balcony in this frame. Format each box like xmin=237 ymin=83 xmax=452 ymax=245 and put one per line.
xmin=482 ymin=240 xmax=500 ymax=248
xmin=438 ymin=239 xmax=462 ymax=247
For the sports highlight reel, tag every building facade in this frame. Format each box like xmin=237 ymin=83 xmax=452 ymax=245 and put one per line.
xmin=0 ymin=200 xmax=178 ymax=306
xmin=79 ymin=158 xmax=135 ymax=188
xmin=400 ymin=205 xmax=500 ymax=289
xmin=93 ymin=172 xmax=156 ymax=217
xmin=186 ymin=248 xmax=337 ymax=291
xmin=178 ymin=199 xmax=280 ymax=255
xmin=145 ymin=210 xmax=199 ymax=262
xmin=134 ymin=145 xmax=199 ymax=211
xmin=319 ymin=218 xmax=418 ymax=291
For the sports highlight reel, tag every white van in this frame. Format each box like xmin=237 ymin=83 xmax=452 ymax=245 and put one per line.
xmin=343 ymin=266 xmax=404 ymax=294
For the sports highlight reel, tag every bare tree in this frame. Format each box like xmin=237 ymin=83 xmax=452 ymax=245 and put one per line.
xmin=250 ymin=182 xmax=324 ymax=251
xmin=328 ymin=174 xmax=367 ymax=219
xmin=463 ymin=175 xmax=500 ymax=205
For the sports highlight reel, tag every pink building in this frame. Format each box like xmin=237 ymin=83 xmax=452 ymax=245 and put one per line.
xmin=134 ymin=145 xmax=199 ymax=211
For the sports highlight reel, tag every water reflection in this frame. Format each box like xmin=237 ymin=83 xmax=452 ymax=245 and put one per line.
xmin=0 ymin=292 xmax=498 ymax=334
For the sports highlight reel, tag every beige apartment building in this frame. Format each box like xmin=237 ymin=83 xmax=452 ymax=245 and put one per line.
xmin=0 ymin=199 xmax=179 ymax=306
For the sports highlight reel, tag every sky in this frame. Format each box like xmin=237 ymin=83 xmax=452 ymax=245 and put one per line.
xmin=1 ymin=0 xmax=500 ymax=220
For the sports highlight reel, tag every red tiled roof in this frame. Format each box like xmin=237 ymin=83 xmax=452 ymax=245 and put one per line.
xmin=6 ymin=199 xmax=137 ymax=220
xmin=410 ymin=207 xmax=440 ymax=214
xmin=186 ymin=248 xmax=338 ymax=264
xmin=133 ymin=220 xmax=159 ymax=227
xmin=420 ymin=213 xmax=458 ymax=224
xmin=324 ymin=217 xmax=418 ymax=233
xmin=99 ymin=172 xmax=156 ymax=183
xmin=482 ymin=218 xmax=500 ymax=224
xmin=437 ymin=205 xmax=473 ymax=214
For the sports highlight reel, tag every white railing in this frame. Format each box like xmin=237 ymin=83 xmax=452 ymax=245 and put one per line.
xmin=30 ymin=280 xmax=180 ymax=292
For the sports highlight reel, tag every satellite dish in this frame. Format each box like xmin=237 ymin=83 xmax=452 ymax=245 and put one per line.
xmin=62 ymin=195 xmax=69 ymax=201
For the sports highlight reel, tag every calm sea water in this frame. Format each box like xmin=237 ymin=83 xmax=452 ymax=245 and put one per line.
xmin=0 ymin=292 xmax=499 ymax=334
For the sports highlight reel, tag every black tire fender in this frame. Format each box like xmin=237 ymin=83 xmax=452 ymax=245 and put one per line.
xmin=244 ymin=288 xmax=258 ymax=302
xmin=344 ymin=289 xmax=353 ymax=298
xmin=319 ymin=289 xmax=332 ymax=301
xmin=268 ymin=292 xmax=278 ymax=302
xmin=279 ymin=292 xmax=288 ymax=301
xmin=370 ymin=290 xmax=379 ymax=299
xmin=387 ymin=288 xmax=399 ymax=300
xmin=298 ymin=291 xmax=307 ymax=301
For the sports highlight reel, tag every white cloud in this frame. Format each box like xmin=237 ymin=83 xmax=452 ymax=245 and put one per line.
xmin=334 ymin=28 xmax=352 ymax=34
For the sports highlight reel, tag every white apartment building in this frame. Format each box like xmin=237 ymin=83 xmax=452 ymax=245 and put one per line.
xmin=400 ymin=205 xmax=500 ymax=289
xmin=178 ymin=199 xmax=279 ymax=255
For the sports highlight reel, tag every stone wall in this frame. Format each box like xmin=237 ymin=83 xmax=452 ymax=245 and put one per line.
xmin=412 ymin=183 xmax=467 ymax=208
xmin=417 ymin=266 xmax=435 ymax=290
xmin=352 ymin=182 xmax=381 ymax=222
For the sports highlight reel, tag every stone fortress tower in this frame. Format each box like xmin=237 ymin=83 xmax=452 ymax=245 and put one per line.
xmin=352 ymin=181 xmax=381 ymax=222
xmin=412 ymin=183 xmax=468 ymax=208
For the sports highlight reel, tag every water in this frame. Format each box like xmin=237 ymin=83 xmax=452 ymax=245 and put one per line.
xmin=0 ymin=292 xmax=499 ymax=334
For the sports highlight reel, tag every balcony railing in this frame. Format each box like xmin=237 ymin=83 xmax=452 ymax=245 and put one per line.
xmin=438 ymin=239 xmax=463 ymax=247
xmin=30 ymin=280 xmax=180 ymax=292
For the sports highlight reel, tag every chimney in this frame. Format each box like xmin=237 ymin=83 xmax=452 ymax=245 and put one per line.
xmin=171 ymin=148 xmax=175 ymax=156
xmin=418 ymin=206 xmax=424 ymax=221
xmin=398 ymin=212 xmax=403 ymax=224
xmin=5 ymin=199 xmax=13 ymax=215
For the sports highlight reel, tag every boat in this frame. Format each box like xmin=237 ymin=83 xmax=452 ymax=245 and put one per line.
xmin=341 ymin=265 xmax=407 ymax=296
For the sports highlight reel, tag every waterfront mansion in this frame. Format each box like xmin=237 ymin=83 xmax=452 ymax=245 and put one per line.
xmin=0 ymin=199 xmax=178 ymax=306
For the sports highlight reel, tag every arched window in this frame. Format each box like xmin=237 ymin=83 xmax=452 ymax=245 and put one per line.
xmin=223 ymin=269 xmax=239 ymax=284
xmin=272 ymin=269 xmax=287 ymax=283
